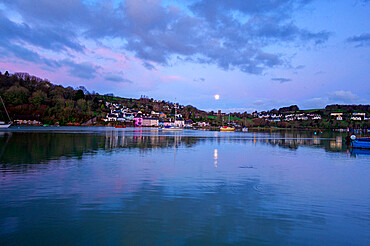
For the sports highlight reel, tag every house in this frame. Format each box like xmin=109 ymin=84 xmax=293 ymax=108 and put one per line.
xmin=330 ymin=112 xmax=343 ymax=117
xmin=151 ymin=111 xmax=160 ymax=116
xmin=197 ymin=121 xmax=210 ymax=127
xmin=134 ymin=116 xmax=158 ymax=126
xmin=143 ymin=117 xmax=159 ymax=126
xmin=105 ymin=114 xmax=117 ymax=122
xmin=134 ymin=116 xmax=143 ymax=126
xmin=174 ymin=118 xmax=185 ymax=127
xmin=117 ymin=113 xmax=126 ymax=122
xmin=297 ymin=116 xmax=308 ymax=121
xmin=159 ymin=119 xmax=173 ymax=127
xmin=124 ymin=112 xmax=135 ymax=120
xmin=184 ymin=120 xmax=193 ymax=127
xmin=352 ymin=112 xmax=365 ymax=120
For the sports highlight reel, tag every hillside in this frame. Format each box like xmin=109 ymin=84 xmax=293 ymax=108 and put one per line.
xmin=0 ymin=71 xmax=207 ymax=125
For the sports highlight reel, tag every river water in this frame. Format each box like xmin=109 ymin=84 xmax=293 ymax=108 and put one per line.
xmin=0 ymin=127 xmax=369 ymax=245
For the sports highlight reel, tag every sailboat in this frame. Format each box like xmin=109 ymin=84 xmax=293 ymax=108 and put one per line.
xmin=0 ymin=96 xmax=12 ymax=128
xmin=220 ymin=114 xmax=235 ymax=132
xmin=162 ymin=99 xmax=183 ymax=131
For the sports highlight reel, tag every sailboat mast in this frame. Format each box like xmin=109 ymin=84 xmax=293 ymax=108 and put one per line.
xmin=0 ymin=96 xmax=11 ymax=122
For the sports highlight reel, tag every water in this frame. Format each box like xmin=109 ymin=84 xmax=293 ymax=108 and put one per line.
xmin=0 ymin=127 xmax=369 ymax=245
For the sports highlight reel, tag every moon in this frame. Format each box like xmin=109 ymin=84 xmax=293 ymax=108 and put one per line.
xmin=214 ymin=94 xmax=220 ymax=100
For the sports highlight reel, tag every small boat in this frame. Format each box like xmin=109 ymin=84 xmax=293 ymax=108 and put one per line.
xmin=242 ymin=127 xmax=248 ymax=132
xmin=220 ymin=114 xmax=235 ymax=132
xmin=161 ymin=126 xmax=183 ymax=131
xmin=0 ymin=96 xmax=11 ymax=128
xmin=351 ymin=148 xmax=370 ymax=156
xmin=220 ymin=126 xmax=235 ymax=132
xmin=115 ymin=126 xmax=126 ymax=128
xmin=161 ymin=98 xmax=183 ymax=131
xmin=351 ymin=135 xmax=370 ymax=149
xmin=0 ymin=122 xmax=11 ymax=129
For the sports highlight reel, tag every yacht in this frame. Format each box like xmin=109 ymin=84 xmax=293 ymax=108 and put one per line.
xmin=0 ymin=96 xmax=11 ymax=128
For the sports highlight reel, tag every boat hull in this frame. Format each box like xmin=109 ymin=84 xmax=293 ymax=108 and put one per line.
xmin=0 ymin=124 xmax=11 ymax=128
xmin=351 ymin=140 xmax=370 ymax=149
xmin=220 ymin=127 xmax=235 ymax=132
xmin=162 ymin=127 xmax=183 ymax=131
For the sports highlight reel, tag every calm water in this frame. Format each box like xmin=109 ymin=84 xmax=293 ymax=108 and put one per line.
xmin=0 ymin=127 xmax=369 ymax=245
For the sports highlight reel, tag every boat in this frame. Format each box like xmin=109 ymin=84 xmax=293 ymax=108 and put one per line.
xmin=0 ymin=122 xmax=11 ymax=129
xmin=162 ymin=126 xmax=183 ymax=131
xmin=0 ymin=96 xmax=11 ymax=128
xmin=220 ymin=114 xmax=235 ymax=132
xmin=220 ymin=126 xmax=235 ymax=132
xmin=351 ymin=135 xmax=370 ymax=149
xmin=351 ymin=148 xmax=370 ymax=156
xmin=163 ymin=99 xmax=183 ymax=131
xmin=242 ymin=127 xmax=248 ymax=132
xmin=115 ymin=126 xmax=126 ymax=128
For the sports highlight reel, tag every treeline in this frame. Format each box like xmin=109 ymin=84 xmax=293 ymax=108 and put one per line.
xmin=0 ymin=71 xmax=103 ymax=124
xmin=325 ymin=104 xmax=370 ymax=113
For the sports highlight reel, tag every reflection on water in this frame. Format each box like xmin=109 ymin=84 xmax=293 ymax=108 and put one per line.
xmin=0 ymin=127 xmax=369 ymax=245
xmin=0 ymin=127 xmax=363 ymax=166
xmin=213 ymin=149 xmax=218 ymax=167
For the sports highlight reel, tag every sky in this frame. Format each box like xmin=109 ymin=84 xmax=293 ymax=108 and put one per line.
xmin=0 ymin=0 xmax=369 ymax=112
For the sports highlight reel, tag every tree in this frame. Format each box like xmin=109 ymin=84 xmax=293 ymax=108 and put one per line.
xmin=75 ymin=89 xmax=84 ymax=100
xmin=29 ymin=90 xmax=47 ymax=105
xmin=77 ymin=99 xmax=87 ymax=111
xmin=4 ymin=85 xmax=30 ymax=105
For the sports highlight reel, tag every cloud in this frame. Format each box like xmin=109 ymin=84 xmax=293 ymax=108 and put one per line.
xmin=295 ymin=65 xmax=305 ymax=70
xmin=303 ymin=97 xmax=329 ymax=108
xmin=142 ymin=61 xmax=157 ymax=71
xmin=105 ymin=74 xmax=132 ymax=83
xmin=271 ymin=77 xmax=292 ymax=83
xmin=1 ymin=0 xmax=331 ymax=75
xmin=62 ymin=60 xmax=100 ymax=79
xmin=193 ymin=77 xmax=205 ymax=82
xmin=0 ymin=10 xmax=84 ymax=53
xmin=328 ymin=90 xmax=358 ymax=103
xmin=0 ymin=40 xmax=62 ymax=69
xmin=253 ymin=100 xmax=265 ymax=105
xmin=347 ymin=33 xmax=370 ymax=47
xmin=303 ymin=91 xmax=363 ymax=108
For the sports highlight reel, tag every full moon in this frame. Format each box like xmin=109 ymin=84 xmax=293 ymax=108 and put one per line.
xmin=214 ymin=94 xmax=220 ymax=100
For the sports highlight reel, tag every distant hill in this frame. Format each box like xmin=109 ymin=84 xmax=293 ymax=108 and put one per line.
xmin=0 ymin=71 xmax=207 ymax=125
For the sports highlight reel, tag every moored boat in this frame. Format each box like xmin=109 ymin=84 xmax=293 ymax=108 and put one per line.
xmin=0 ymin=96 xmax=11 ymax=128
xmin=161 ymin=98 xmax=183 ymax=131
xmin=161 ymin=126 xmax=183 ymax=131
xmin=220 ymin=126 xmax=235 ymax=132
xmin=350 ymin=135 xmax=370 ymax=149
xmin=220 ymin=113 xmax=235 ymax=132
xmin=0 ymin=122 xmax=11 ymax=128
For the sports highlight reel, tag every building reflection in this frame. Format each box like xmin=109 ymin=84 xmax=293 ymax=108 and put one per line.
xmin=0 ymin=129 xmax=363 ymax=169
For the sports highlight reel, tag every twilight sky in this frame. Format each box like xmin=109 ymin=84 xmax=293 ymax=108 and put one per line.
xmin=0 ymin=0 xmax=369 ymax=112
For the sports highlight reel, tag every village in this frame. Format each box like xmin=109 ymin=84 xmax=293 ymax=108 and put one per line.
xmin=95 ymin=100 xmax=370 ymax=130
xmin=101 ymin=101 xmax=209 ymax=128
